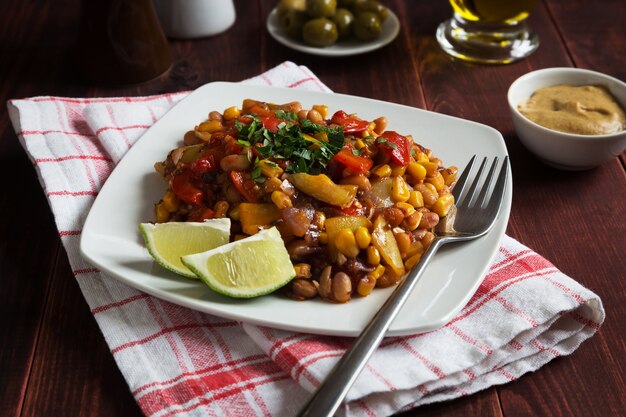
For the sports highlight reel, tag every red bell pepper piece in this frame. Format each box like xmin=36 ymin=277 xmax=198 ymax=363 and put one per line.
xmin=260 ymin=116 xmax=284 ymax=133
xmin=330 ymin=110 xmax=370 ymax=134
xmin=188 ymin=154 xmax=216 ymax=176
xmin=333 ymin=147 xmax=373 ymax=175
xmin=229 ymin=171 xmax=261 ymax=203
xmin=171 ymin=171 xmax=203 ymax=205
xmin=339 ymin=202 xmax=366 ymax=216
xmin=377 ymin=131 xmax=411 ymax=167
xmin=187 ymin=206 xmax=215 ymax=222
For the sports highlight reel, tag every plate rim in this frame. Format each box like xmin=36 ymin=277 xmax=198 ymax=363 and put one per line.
xmin=80 ymin=81 xmax=512 ymax=337
xmin=266 ymin=7 xmax=401 ymax=57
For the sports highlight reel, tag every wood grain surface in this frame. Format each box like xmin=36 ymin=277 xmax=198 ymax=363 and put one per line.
xmin=0 ymin=1 xmax=624 ymax=416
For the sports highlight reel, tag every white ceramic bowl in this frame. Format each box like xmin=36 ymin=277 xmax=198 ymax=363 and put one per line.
xmin=507 ymin=67 xmax=626 ymax=170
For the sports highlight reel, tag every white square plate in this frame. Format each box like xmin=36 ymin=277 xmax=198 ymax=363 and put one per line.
xmin=80 ymin=82 xmax=511 ymax=337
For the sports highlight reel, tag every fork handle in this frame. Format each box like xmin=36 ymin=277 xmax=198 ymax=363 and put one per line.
xmin=296 ymin=238 xmax=444 ymax=417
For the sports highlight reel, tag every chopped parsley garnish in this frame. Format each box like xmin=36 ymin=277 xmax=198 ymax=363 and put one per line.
xmin=376 ymin=137 xmax=398 ymax=149
xmin=235 ymin=115 xmax=345 ymax=174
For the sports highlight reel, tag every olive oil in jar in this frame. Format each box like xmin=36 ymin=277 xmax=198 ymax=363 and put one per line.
xmin=450 ymin=0 xmax=536 ymax=23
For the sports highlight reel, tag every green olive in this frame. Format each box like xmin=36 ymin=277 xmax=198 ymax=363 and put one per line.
xmin=305 ymin=0 xmax=337 ymax=18
xmin=302 ymin=17 xmax=339 ymax=47
xmin=280 ymin=9 xmax=308 ymax=39
xmin=332 ymin=8 xmax=354 ymax=39
xmin=352 ymin=12 xmax=381 ymax=41
xmin=352 ymin=0 xmax=388 ymax=22
xmin=337 ymin=0 xmax=362 ymax=6
xmin=277 ymin=0 xmax=306 ymax=17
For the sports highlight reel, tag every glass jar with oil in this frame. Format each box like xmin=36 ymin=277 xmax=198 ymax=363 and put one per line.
xmin=436 ymin=0 xmax=539 ymax=64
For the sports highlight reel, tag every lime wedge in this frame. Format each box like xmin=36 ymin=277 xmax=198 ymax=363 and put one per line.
xmin=139 ymin=219 xmax=231 ymax=279
xmin=181 ymin=227 xmax=295 ymax=298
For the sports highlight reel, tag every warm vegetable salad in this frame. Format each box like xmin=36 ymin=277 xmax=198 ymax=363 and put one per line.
xmin=153 ymin=99 xmax=458 ymax=303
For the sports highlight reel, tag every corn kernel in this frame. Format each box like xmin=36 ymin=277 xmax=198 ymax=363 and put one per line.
xmin=258 ymin=159 xmax=284 ymax=178
xmin=390 ymin=164 xmax=406 ymax=177
xmin=405 ymin=252 xmax=422 ymax=269
xmin=372 ymin=164 xmax=392 ymax=177
xmin=407 ymin=161 xmax=427 ymax=181
xmin=420 ymin=161 xmax=438 ymax=176
xmin=425 ymin=171 xmax=445 ymax=191
xmin=393 ymin=230 xmax=411 ymax=258
xmin=407 ymin=190 xmax=424 ymax=208
xmin=442 ymin=166 xmax=458 ymax=186
xmin=391 ymin=176 xmax=410 ymax=202
xmin=162 ymin=191 xmax=180 ymax=212
xmin=312 ymin=104 xmax=328 ymax=119
xmin=229 ymin=205 xmax=240 ymax=221
xmin=155 ymin=202 xmax=170 ymax=223
xmin=395 ymin=202 xmax=415 ymax=217
xmin=432 ymin=194 xmax=455 ymax=218
xmin=271 ymin=190 xmax=292 ymax=209
xmin=371 ymin=264 xmax=386 ymax=279
xmin=319 ymin=231 xmax=328 ymax=245
xmin=367 ymin=245 xmax=380 ymax=266
xmin=214 ymin=200 xmax=229 ymax=218
xmin=223 ymin=106 xmax=240 ymax=120
xmin=263 ymin=176 xmax=283 ymax=193
xmin=335 ymin=228 xmax=360 ymax=258
xmin=197 ymin=119 xmax=223 ymax=133
xmin=357 ymin=275 xmax=377 ymax=297
xmin=416 ymin=151 xmax=429 ymax=163
xmin=354 ymin=226 xmax=372 ymax=249
xmin=424 ymin=182 xmax=438 ymax=196
xmin=314 ymin=132 xmax=329 ymax=142
xmin=294 ymin=263 xmax=312 ymax=279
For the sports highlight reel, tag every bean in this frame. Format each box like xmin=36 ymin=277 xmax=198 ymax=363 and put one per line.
xmin=220 ymin=154 xmax=251 ymax=172
xmin=225 ymin=185 xmax=242 ymax=204
xmin=213 ymin=200 xmax=229 ymax=218
xmin=307 ymin=109 xmax=324 ymax=124
xmin=184 ymin=130 xmax=201 ymax=145
xmin=414 ymin=184 xmax=437 ymax=208
xmin=297 ymin=109 xmax=309 ymax=120
xmin=419 ymin=212 xmax=439 ymax=229
xmin=332 ymin=272 xmax=352 ymax=303
xmin=340 ymin=174 xmax=371 ymax=191
xmin=194 ymin=130 xmax=211 ymax=142
xmin=270 ymin=101 xmax=302 ymax=113
xmin=373 ymin=116 xmax=387 ymax=135
xmin=290 ymin=279 xmax=318 ymax=300
xmin=422 ymin=231 xmax=435 ymax=249
xmin=208 ymin=111 xmax=223 ymax=122
xmin=318 ymin=266 xmax=332 ymax=300
xmin=287 ymin=239 xmax=322 ymax=259
xmin=383 ymin=207 xmax=404 ymax=227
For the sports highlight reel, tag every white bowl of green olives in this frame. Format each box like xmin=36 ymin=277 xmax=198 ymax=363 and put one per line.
xmin=267 ymin=0 xmax=400 ymax=56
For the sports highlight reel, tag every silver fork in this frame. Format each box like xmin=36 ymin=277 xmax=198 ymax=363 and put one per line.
xmin=297 ymin=155 xmax=509 ymax=417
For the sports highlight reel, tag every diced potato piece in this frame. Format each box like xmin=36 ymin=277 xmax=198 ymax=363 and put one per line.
xmin=238 ymin=203 xmax=281 ymax=235
xmin=289 ymin=173 xmax=357 ymax=208
xmin=371 ymin=216 xmax=405 ymax=277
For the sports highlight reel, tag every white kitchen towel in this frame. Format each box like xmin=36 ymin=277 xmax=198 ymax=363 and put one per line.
xmin=8 ymin=61 xmax=604 ymax=417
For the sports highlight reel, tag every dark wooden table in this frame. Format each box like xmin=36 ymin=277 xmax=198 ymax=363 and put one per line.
xmin=1 ymin=1 xmax=624 ymax=416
